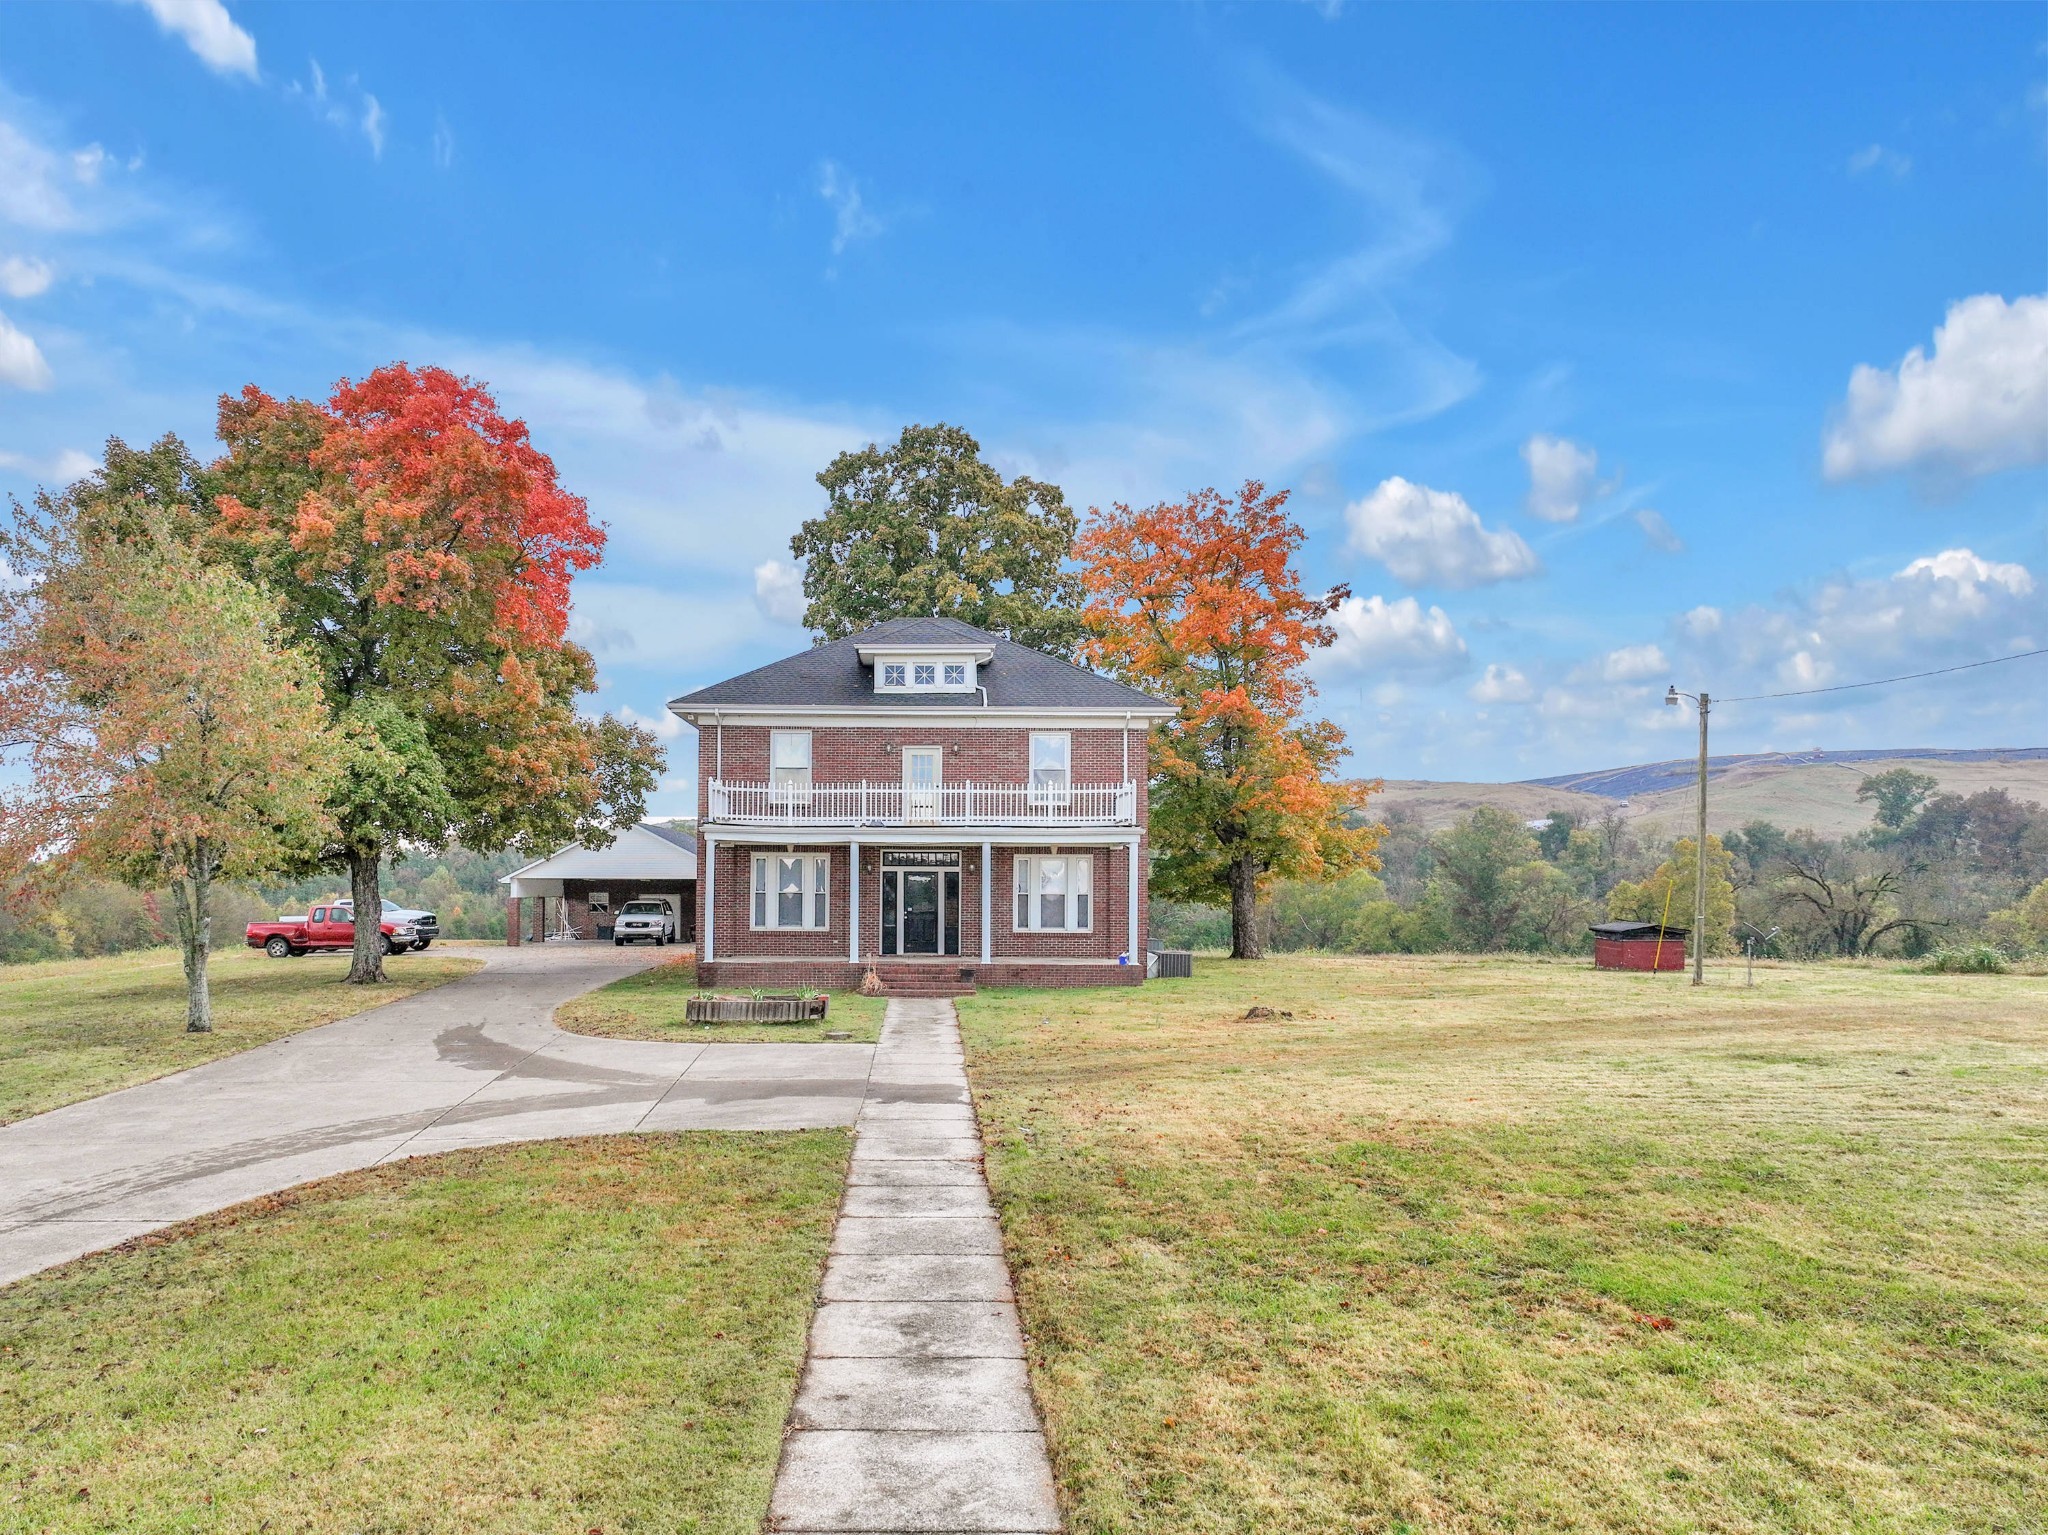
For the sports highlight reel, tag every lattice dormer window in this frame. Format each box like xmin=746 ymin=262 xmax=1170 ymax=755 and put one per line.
xmin=873 ymin=654 xmax=978 ymax=693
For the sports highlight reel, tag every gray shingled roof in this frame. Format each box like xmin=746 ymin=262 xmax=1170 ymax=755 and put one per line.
xmin=641 ymin=822 xmax=698 ymax=853
xmin=668 ymin=617 xmax=1173 ymax=714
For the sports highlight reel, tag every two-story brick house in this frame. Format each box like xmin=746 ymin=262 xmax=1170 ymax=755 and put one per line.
xmin=670 ymin=617 xmax=1175 ymax=991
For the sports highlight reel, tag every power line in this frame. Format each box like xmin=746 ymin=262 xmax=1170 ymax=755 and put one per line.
xmin=1719 ymin=646 xmax=2048 ymax=703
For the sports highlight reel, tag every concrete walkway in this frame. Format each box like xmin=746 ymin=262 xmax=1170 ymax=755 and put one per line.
xmin=770 ymin=997 xmax=1061 ymax=1534
xmin=0 ymin=944 xmax=877 ymax=1287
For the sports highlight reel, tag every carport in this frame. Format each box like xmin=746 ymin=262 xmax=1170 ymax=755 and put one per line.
xmin=499 ymin=822 xmax=698 ymax=945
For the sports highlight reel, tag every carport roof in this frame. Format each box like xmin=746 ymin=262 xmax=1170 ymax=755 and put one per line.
xmin=500 ymin=822 xmax=698 ymax=893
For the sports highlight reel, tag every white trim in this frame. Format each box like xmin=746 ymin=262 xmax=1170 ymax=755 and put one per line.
xmin=856 ymin=642 xmax=995 ymax=664
xmin=1013 ymin=853 xmax=1094 ymax=933
xmin=848 ymin=841 xmax=861 ymax=963
xmin=703 ymin=836 xmax=716 ymax=962
xmin=751 ymin=851 xmax=832 ymax=931
xmin=1127 ymin=839 xmax=1139 ymax=962
xmin=701 ymin=825 xmax=1135 ymax=847
xmin=670 ymin=705 xmax=1175 ymax=727
xmin=980 ymin=840 xmax=992 ymax=964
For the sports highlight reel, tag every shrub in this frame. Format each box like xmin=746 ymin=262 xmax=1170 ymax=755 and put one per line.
xmin=1921 ymin=944 xmax=2009 ymax=975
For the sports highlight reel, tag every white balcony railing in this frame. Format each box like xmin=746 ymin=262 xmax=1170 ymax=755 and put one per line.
xmin=708 ymin=779 xmax=1138 ymax=827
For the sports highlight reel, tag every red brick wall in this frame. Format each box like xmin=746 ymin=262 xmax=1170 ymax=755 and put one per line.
xmin=700 ymin=838 xmax=1148 ymax=966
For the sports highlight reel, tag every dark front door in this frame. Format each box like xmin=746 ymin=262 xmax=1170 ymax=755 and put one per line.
xmin=901 ymin=870 xmax=940 ymax=955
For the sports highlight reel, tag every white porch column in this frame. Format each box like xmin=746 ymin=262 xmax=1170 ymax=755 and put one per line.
xmin=980 ymin=840 xmax=993 ymax=964
xmin=702 ymin=836 xmax=716 ymax=963
xmin=1127 ymin=838 xmax=1140 ymax=963
xmin=848 ymin=841 xmax=861 ymax=964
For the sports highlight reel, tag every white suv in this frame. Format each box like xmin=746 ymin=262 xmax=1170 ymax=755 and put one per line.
xmin=613 ymin=898 xmax=677 ymax=947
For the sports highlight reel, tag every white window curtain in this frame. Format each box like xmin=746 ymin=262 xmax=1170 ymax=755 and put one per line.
xmin=752 ymin=854 xmax=830 ymax=930
xmin=770 ymin=731 xmax=812 ymax=803
xmin=1013 ymin=855 xmax=1092 ymax=931
xmin=1029 ymin=733 xmax=1071 ymax=805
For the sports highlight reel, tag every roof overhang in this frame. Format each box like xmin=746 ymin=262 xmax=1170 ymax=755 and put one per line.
xmin=498 ymin=823 xmax=698 ymax=887
xmin=667 ymin=704 xmax=1177 ymax=726
xmin=855 ymin=642 xmax=996 ymax=664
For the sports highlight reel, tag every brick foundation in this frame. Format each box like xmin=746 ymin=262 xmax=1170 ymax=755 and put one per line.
xmin=695 ymin=958 xmax=1144 ymax=989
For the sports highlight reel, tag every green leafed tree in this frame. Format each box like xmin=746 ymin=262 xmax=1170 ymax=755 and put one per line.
xmin=790 ymin=423 xmax=1084 ymax=654
xmin=1607 ymin=834 xmax=1737 ymax=955
xmin=0 ymin=507 xmax=336 ymax=1031
xmin=1857 ymin=768 xmax=1940 ymax=831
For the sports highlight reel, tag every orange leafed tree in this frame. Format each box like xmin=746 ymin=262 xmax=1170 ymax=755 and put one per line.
xmin=1077 ymin=481 xmax=1381 ymax=959
xmin=210 ymin=363 xmax=662 ymax=983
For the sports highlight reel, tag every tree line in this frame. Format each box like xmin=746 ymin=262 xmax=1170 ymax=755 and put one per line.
xmin=1158 ymin=772 xmax=2048 ymax=961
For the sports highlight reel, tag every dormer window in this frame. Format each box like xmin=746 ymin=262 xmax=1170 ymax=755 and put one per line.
xmin=872 ymin=653 xmax=979 ymax=693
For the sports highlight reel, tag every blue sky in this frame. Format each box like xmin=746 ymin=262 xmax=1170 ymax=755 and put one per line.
xmin=1 ymin=1 xmax=2042 ymax=817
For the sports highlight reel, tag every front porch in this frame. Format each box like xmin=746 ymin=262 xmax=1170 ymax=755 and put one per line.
xmin=695 ymin=830 xmax=1147 ymax=990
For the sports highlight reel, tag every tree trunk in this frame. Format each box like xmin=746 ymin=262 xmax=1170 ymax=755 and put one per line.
xmin=346 ymin=844 xmax=386 ymax=985
xmin=167 ymin=849 xmax=214 ymax=1033
xmin=1228 ymin=851 xmax=1264 ymax=960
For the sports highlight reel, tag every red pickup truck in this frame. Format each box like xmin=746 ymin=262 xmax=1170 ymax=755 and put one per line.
xmin=246 ymin=902 xmax=419 ymax=959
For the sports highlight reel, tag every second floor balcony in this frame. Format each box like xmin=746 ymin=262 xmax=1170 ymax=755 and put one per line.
xmin=707 ymin=778 xmax=1139 ymax=828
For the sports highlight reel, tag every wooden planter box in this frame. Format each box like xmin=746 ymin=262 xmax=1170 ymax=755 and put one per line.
xmin=685 ymin=994 xmax=829 ymax=1024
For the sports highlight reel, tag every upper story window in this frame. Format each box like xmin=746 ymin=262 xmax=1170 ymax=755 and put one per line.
xmin=770 ymin=730 xmax=812 ymax=803
xmin=872 ymin=654 xmax=979 ymax=693
xmin=1029 ymin=732 xmax=1071 ymax=804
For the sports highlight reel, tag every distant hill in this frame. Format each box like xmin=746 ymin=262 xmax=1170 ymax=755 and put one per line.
xmin=1376 ymin=747 xmax=2048 ymax=838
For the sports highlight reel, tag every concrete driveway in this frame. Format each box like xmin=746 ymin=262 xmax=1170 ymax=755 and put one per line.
xmin=0 ymin=944 xmax=882 ymax=1287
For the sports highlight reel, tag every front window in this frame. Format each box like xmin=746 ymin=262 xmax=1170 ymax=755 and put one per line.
xmin=1013 ymin=855 xmax=1092 ymax=931
xmin=752 ymin=854 xmax=830 ymax=930
xmin=914 ymin=663 xmax=936 ymax=686
xmin=882 ymin=663 xmax=906 ymax=688
xmin=944 ymin=663 xmax=967 ymax=686
xmin=1029 ymin=733 xmax=1072 ymax=804
xmin=770 ymin=730 xmax=812 ymax=803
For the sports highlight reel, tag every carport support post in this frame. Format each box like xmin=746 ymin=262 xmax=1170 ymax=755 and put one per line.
xmin=506 ymin=897 xmax=521 ymax=947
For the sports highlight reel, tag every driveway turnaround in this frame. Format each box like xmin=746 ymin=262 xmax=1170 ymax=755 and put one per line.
xmin=769 ymin=997 xmax=1062 ymax=1534
xmin=0 ymin=944 xmax=877 ymax=1287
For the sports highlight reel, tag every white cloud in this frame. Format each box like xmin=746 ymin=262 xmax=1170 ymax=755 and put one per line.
xmin=290 ymin=60 xmax=386 ymax=158
xmin=817 ymin=160 xmax=883 ymax=258
xmin=1600 ymin=643 xmax=1668 ymax=682
xmin=1521 ymin=433 xmax=1599 ymax=523
xmin=1468 ymin=663 xmax=1533 ymax=704
xmin=1681 ymin=546 xmax=2041 ymax=696
xmin=1344 ymin=476 xmax=1540 ymax=589
xmin=615 ymin=703 xmax=682 ymax=741
xmin=0 ymin=447 xmax=94 ymax=482
xmin=1847 ymin=143 xmax=1910 ymax=178
xmin=120 ymin=0 xmax=258 ymax=80
xmin=1634 ymin=508 xmax=1684 ymax=554
xmin=1822 ymin=293 xmax=2048 ymax=480
xmin=0 ymin=256 xmax=53 ymax=299
xmin=1323 ymin=592 xmax=1468 ymax=677
xmin=0 ymin=119 xmax=83 ymax=229
xmin=432 ymin=115 xmax=456 ymax=171
xmin=1681 ymin=605 xmax=1722 ymax=638
xmin=0 ymin=312 xmax=52 ymax=390
xmin=753 ymin=558 xmax=807 ymax=626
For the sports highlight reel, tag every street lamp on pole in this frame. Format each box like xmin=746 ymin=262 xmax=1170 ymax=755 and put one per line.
xmin=1665 ymin=684 xmax=1709 ymax=987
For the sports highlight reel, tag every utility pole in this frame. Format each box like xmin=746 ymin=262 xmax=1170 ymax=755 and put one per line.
xmin=1667 ymin=685 xmax=1710 ymax=986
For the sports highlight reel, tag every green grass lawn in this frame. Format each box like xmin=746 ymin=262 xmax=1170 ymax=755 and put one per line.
xmin=557 ymin=955 xmax=888 ymax=1043
xmin=959 ymin=955 xmax=2048 ymax=1534
xmin=0 ymin=1131 xmax=847 ymax=1533
xmin=0 ymin=946 xmax=482 ymax=1125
